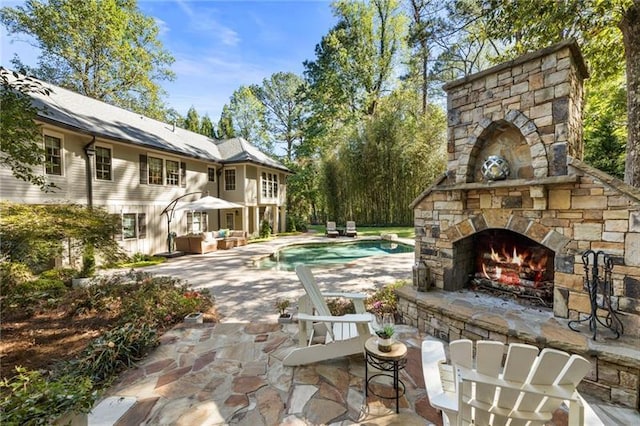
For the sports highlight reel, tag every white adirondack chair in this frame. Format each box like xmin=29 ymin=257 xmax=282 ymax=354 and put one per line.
xmin=422 ymin=339 xmax=599 ymax=426
xmin=282 ymin=264 xmax=373 ymax=366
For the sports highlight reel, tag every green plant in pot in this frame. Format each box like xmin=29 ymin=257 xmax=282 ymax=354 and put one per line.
xmin=375 ymin=324 xmax=395 ymax=352
xmin=275 ymin=298 xmax=292 ymax=323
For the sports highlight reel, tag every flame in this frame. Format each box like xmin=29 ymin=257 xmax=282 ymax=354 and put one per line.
xmin=480 ymin=243 xmax=549 ymax=286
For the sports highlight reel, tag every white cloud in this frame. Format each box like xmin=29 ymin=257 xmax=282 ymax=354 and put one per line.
xmin=173 ymin=0 xmax=240 ymax=46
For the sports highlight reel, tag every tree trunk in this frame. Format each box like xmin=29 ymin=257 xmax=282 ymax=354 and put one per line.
xmin=620 ymin=2 xmax=640 ymax=188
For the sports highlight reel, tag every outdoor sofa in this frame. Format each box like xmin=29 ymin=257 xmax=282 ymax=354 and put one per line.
xmin=175 ymin=230 xmax=247 ymax=254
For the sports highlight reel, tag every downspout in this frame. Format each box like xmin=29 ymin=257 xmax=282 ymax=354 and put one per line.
xmin=217 ymin=166 xmax=223 ymax=228
xmin=84 ymin=136 xmax=96 ymax=208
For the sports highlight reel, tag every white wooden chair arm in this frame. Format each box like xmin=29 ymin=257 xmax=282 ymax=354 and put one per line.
xmin=320 ymin=292 xmax=367 ymax=300
xmin=297 ymin=313 xmax=372 ymax=323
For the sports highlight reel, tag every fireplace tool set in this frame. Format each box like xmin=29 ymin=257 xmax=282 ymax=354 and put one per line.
xmin=568 ymin=250 xmax=624 ymax=340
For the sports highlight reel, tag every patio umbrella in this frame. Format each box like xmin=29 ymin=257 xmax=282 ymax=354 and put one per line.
xmin=174 ymin=195 xmax=242 ymax=212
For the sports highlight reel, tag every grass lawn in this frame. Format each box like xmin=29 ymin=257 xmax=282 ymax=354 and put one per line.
xmin=306 ymin=224 xmax=414 ymax=238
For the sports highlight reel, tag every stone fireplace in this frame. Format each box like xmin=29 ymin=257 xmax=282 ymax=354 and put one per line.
xmin=401 ymin=40 xmax=640 ymax=409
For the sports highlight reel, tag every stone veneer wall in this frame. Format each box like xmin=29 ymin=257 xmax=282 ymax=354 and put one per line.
xmin=444 ymin=39 xmax=587 ymax=183
xmin=396 ymin=286 xmax=640 ymax=409
xmin=413 ymin=159 xmax=640 ymax=336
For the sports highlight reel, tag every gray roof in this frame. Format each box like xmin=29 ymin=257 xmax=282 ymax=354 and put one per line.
xmin=216 ymin=138 xmax=290 ymax=172
xmin=6 ymin=70 xmax=289 ymax=171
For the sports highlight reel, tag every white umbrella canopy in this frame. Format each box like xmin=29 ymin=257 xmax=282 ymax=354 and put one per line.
xmin=174 ymin=195 xmax=242 ymax=212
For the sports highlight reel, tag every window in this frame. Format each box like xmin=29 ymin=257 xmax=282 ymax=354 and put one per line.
xmin=122 ymin=213 xmax=137 ymax=239
xmin=121 ymin=213 xmax=146 ymax=239
xmin=95 ymin=146 xmax=112 ymax=180
xmin=225 ymin=212 xmax=234 ymax=229
xmin=261 ymin=172 xmax=279 ymax=198
xmin=187 ymin=212 xmax=208 ymax=233
xmin=148 ymin=156 xmax=163 ymax=185
xmin=166 ymin=159 xmax=179 ymax=186
xmin=224 ymin=169 xmax=236 ymax=191
xmin=44 ymin=135 xmax=62 ymax=175
xmin=208 ymin=167 xmax=216 ymax=182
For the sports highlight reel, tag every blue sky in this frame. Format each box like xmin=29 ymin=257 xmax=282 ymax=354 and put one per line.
xmin=1 ymin=0 xmax=337 ymax=121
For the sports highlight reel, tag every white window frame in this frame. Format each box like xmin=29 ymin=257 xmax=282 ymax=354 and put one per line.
xmin=145 ymin=154 xmax=183 ymax=186
xmin=261 ymin=171 xmax=279 ymax=199
xmin=121 ymin=212 xmax=146 ymax=240
xmin=95 ymin=144 xmax=113 ymax=181
xmin=43 ymin=131 xmax=64 ymax=176
xmin=187 ymin=211 xmax=208 ymax=234
xmin=166 ymin=159 xmax=180 ymax=186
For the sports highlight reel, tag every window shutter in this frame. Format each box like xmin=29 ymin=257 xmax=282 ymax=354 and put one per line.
xmin=180 ymin=162 xmax=186 ymax=187
xmin=139 ymin=154 xmax=147 ymax=184
xmin=138 ymin=213 xmax=147 ymax=238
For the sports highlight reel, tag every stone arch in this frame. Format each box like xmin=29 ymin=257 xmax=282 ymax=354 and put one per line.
xmin=455 ymin=110 xmax=549 ymax=183
xmin=448 ymin=213 xmax=570 ymax=255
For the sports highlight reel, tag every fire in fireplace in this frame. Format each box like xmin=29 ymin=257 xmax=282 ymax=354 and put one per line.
xmin=470 ymin=230 xmax=555 ymax=306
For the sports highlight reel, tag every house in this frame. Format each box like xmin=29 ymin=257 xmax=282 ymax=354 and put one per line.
xmin=0 ymin=70 xmax=291 ymax=256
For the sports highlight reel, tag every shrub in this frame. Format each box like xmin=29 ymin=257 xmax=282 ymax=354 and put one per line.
xmin=0 ymin=367 xmax=97 ymax=425
xmin=327 ymin=297 xmax=355 ymax=316
xmin=4 ymin=278 xmax=68 ymax=310
xmin=366 ymin=280 xmax=408 ymax=316
xmin=286 ymin=214 xmax=308 ymax=233
xmin=39 ymin=268 xmax=78 ymax=286
xmin=0 ymin=261 xmax=33 ymax=293
xmin=259 ymin=220 xmax=272 ymax=238
xmin=66 ymin=322 xmax=158 ymax=384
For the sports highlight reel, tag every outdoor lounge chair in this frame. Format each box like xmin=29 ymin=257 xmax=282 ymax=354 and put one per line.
xmin=325 ymin=221 xmax=339 ymax=238
xmin=422 ymin=339 xmax=596 ymax=426
xmin=345 ymin=221 xmax=357 ymax=237
xmin=282 ymin=264 xmax=373 ymax=366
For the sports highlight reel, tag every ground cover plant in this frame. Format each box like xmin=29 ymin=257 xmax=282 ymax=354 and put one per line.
xmin=0 ymin=269 xmax=215 ymax=425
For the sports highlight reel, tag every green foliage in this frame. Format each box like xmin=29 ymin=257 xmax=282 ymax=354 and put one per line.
xmin=80 ymin=244 xmax=96 ymax=278
xmin=183 ymin=106 xmax=201 ymax=133
xmin=114 ymin=252 xmax=166 ymax=268
xmin=4 ymin=277 xmax=67 ymax=311
xmin=274 ymin=298 xmax=290 ymax=316
xmin=115 ymin=273 xmax=213 ymax=328
xmin=0 ymin=202 xmax=125 ymax=272
xmin=0 ymin=67 xmax=55 ymax=191
xmin=286 ymin=214 xmax=308 ymax=233
xmin=0 ymin=0 xmax=175 ymax=119
xmin=366 ymin=280 xmax=408 ymax=315
xmin=0 ymin=272 xmax=215 ymax=424
xmin=259 ymin=220 xmax=272 ymax=238
xmin=224 ymin=85 xmax=272 ymax=152
xmin=254 ymin=72 xmax=309 ymax=160
xmin=0 ymin=261 xmax=34 ymax=292
xmin=66 ymin=322 xmax=158 ymax=384
xmin=38 ymin=267 xmax=77 ymax=286
xmin=327 ymin=298 xmax=355 ymax=316
xmin=375 ymin=324 xmax=395 ymax=339
xmin=0 ymin=367 xmax=96 ymax=426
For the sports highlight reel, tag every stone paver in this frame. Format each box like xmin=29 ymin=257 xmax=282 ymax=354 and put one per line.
xmin=89 ymin=234 xmax=639 ymax=425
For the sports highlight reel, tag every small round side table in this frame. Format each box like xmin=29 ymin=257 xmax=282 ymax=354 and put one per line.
xmin=364 ymin=336 xmax=407 ymax=413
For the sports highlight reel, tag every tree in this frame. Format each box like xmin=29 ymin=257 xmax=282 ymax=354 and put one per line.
xmin=0 ymin=67 xmax=54 ymax=192
xmin=183 ymin=106 xmax=200 ymax=133
xmin=254 ymin=72 xmax=309 ymax=160
xmin=225 ymin=85 xmax=271 ymax=153
xmin=217 ymin=105 xmax=235 ymax=139
xmin=200 ymin=114 xmax=215 ymax=138
xmin=304 ymin=0 xmax=405 ymax=122
xmin=1 ymin=0 xmax=175 ymax=120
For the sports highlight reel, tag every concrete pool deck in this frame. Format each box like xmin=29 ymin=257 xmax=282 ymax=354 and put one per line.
xmin=140 ymin=233 xmax=416 ymax=323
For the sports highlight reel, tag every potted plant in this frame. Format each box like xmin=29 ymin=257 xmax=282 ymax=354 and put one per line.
xmin=275 ymin=298 xmax=292 ymax=323
xmin=375 ymin=324 xmax=395 ymax=352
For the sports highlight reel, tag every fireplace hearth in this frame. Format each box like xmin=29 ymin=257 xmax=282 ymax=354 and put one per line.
xmin=407 ymin=40 xmax=640 ymax=409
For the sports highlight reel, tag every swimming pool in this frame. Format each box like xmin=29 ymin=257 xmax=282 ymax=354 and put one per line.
xmin=255 ymin=239 xmax=414 ymax=271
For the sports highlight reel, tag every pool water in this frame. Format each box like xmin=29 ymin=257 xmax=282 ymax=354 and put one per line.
xmin=255 ymin=239 xmax=414 ymax=271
